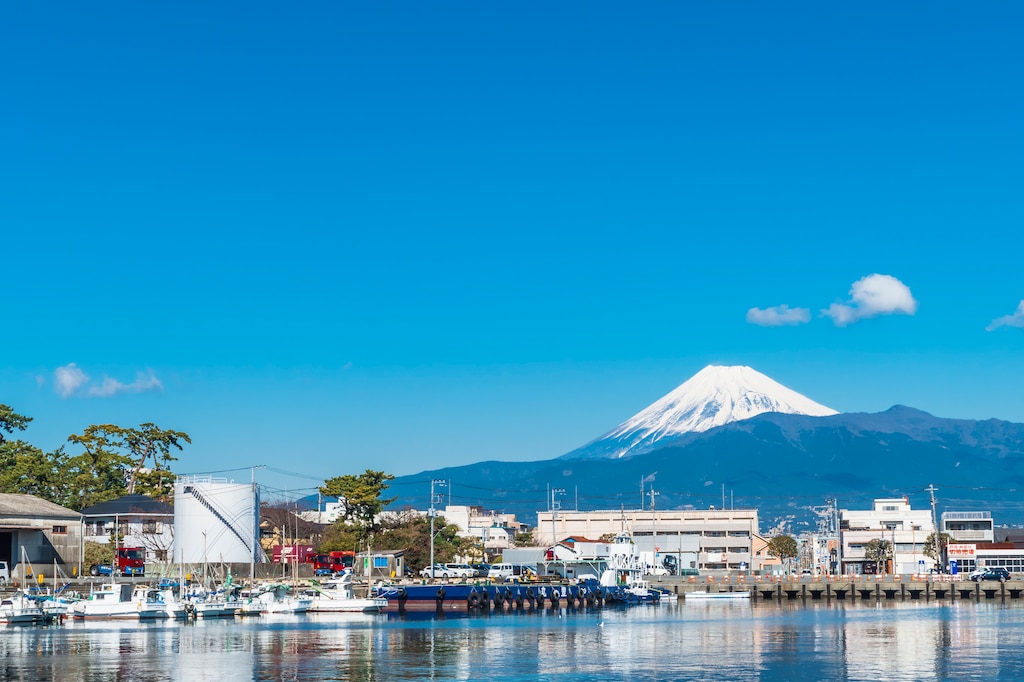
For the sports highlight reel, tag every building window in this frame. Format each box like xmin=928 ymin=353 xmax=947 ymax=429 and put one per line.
xmin=142 ymin=521 xmax=162 ymax=535
xmin=52 ymin=525 xmax=68 ymax=535
xmin=155 ymin=549 xmax=168 ymax=561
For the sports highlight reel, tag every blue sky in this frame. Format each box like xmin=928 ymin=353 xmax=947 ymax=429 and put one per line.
xmin=3 ymin=2 xmax=1022 ymax=501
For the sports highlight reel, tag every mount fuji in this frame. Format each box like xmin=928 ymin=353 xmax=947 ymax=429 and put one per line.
xmin=561 ymin=365 xmax=837 ymax=460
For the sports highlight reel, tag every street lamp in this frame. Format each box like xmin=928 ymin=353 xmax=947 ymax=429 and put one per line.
xmin=551 ymin=488 xmax=565 ymax=547
xmin=428 ymin=479 xmax=447 ymax=578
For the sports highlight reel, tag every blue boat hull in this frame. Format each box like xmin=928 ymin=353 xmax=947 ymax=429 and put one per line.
xmin=372 ymin=581 xmax=628 ymax=612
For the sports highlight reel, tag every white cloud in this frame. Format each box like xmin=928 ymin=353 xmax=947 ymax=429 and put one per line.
xmin=986 ymin=300 xmax=1024 ymax=331
xmin=54 ymin=363 xmax=89 ymax=398
xmin=746 ymin=305 xmax=811 ymax=326
xmin=822 ymin=274 xmax=918 ymax=327
xmin=88 ymin=370 xmax=164 ymax=397
xmin=53 ymin=364 xmax=163 ymax=398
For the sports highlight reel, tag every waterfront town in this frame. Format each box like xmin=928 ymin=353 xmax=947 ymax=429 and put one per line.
xmin=2 ymin=479 xmax=1021 ymax=592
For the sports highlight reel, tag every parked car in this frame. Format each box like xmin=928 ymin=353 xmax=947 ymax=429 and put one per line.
xmin=0 ymin=560 xmax=8 ymax=584
xmin=488 ymin=563 xmax=536 ymax=581
xmin=442 ymin=563 xmax=476 ymax=579
xmin=419 ymin=563 xmax=475 ymax=579
xmin=419 ymin=564 xmax=448 ymax=579
xmin=471 ymin=563 xmax=491 ymax=577
xmin=970 ymin=567 xmax=1011 ymax=582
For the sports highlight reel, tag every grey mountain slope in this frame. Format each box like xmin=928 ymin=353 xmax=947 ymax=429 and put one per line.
xmin=387 ymin=407 xmax=1024 ymax=529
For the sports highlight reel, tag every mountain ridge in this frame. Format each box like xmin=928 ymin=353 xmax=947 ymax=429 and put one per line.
xmin=562 ymin=365 xmax=837 ymax=460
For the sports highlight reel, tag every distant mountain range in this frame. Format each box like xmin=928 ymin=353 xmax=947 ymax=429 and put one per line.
xmin=386 ymin=366 xmax=1024 ymax=531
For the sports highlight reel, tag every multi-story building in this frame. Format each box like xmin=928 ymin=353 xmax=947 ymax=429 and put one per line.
xmin=942 ymin=511 xmax=994 ymax=543
xmin=839 ymin=498 xmax=935 ymax=574
xmin=441 ymin=505 xmax=528 ymax=553
xmin=535 ymin=508 xmax=760 ymax=573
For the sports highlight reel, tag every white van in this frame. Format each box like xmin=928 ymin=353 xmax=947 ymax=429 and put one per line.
xmin=0 ymin=561 xmax=8 ymax=584
xmin=487 ymin=563 xmax=535 ymax=581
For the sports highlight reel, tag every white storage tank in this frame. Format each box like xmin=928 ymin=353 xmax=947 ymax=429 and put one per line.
xmin=174 ymin=476 xmax=263 ymax=564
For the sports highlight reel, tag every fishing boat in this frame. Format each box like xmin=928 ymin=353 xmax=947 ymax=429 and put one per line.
xmin=238 ymin=583 xmax=312 ymax=615
xmin=307 ymin=573 xmax=387 ymax=614
xmin=0 ymin=592 xmax=46 ymax=625
xmin=71 ymin=583 xmax=171 ymax=620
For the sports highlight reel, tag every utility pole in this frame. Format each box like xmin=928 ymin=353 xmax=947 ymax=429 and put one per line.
xmin=551 ymin=488 xmax=565 ymax=546
xmin=649 ymin=488 xmax=659 ymax=566
xmin=250 ymin=465 xmax=265 ymax=583
xmin=429 ymin=479 xmax=447 ymax=578
xmin=927 ymin=484 xmax=943 ymax=572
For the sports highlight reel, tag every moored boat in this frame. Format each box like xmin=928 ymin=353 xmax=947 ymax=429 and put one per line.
xmin=307 ymin=574 xmax=387 ymax=614
xmin=0 ymin=592 xmax=46 ymax=625
xmin=72 ymin=583 xmax=171 ymax=620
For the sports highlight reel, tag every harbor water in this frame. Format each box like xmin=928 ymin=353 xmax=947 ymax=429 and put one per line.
xmin=3 ymin=600 xmax=1024 ymax=681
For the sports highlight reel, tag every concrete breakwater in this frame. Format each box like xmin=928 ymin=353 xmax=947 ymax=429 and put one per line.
xmin=658 ymin=575 xmax=1024 ymax=602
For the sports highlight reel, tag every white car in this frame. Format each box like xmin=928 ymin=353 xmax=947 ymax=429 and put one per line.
xmin=420 ymin=563 xmax=475 ymax=579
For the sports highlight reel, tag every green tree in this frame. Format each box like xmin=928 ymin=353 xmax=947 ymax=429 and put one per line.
xmin=319 ymin=470 xmax=397 ymax=540
xmin=864 ymin=538 xmax=892 ymax=574
xmin=767 ymin=535 xmax=799 ymax=573
xmin=0 ymin=404 xmax=32 ymax=442
xmin=923 ymin=532 xmax=953 ymax=565
xmin=514 ymin=529 xmax=536 ymax=547
xmin=0 ymin=405 xmax=74 ymax=505
xmin=68 ymin=423 xmax=190 ymax=498
xmin=373 ymin=510 xmax=468 ymax=571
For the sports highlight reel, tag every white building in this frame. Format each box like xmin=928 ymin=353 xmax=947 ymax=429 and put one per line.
xmin=941 ymin=511 xmax=994 ymax=543
xmin=535 ymin=508 xmax=758 ymax=573
xmin=839 ymin=498 xmax=935 ymax=575
xmin=441 ymin=505 xmax=527 ymax=553
xmin=80 ymin=494 xmax=175 ymax=564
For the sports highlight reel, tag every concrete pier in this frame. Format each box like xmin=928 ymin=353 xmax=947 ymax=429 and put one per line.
xmin=656 ymin=575 xmax=1024 ymax=602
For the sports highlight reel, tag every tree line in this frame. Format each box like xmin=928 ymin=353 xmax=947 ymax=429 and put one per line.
xmin=3 ymin=403 xmax=533 ymax=570
xmin=0 ymin=403 xmax=189 ymax=510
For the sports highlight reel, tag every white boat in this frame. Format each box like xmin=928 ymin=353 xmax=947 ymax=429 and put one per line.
xmin=72 ymin=583 xmax=171 ymax=620
xmin=308 ymin=574 xmax=388 ymax=614
xmin=684 ymin=591 xmax=751 ymax=600
xmin=0 ymin=592 xmax=46 ymax=625
xmin=239 ymin=584 xmax=312 ymax=615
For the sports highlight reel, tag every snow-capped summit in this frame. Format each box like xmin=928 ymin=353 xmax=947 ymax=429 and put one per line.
xmin=562 ymin=365 xmax=838 ymax=460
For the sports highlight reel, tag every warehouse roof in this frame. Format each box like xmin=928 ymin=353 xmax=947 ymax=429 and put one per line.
xmin=0 ymin=493 xmax=82 ymax=519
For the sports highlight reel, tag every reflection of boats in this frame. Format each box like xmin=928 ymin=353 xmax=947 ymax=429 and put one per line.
xmin=72 ymin=583 xmax=171 ymax=620
xmin=308 ymin=574 xmax=387 ymax=613
xmin=0 ymin=592 xmax=46 ymax=624
xmin=684 ymin=591 xmax=751 ymax=600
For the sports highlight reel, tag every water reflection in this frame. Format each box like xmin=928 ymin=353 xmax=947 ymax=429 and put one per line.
xmin=2 ymin=601 xmax=1024 ymax=681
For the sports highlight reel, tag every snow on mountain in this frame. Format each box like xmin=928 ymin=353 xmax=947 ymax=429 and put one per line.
xmin=562 ymin=365 xmax=838 ymax=460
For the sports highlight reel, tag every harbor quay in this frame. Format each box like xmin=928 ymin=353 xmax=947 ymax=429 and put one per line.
xmin=658 ymin=573 xmax=1024 ymax=602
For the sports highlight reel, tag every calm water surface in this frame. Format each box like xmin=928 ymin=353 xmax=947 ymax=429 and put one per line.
xmin=4 ymin=601 xmax=1024 ymax=681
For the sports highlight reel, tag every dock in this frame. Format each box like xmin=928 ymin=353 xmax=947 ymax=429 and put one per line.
xmin=657 ymin=575 xmax=1024 ymax=602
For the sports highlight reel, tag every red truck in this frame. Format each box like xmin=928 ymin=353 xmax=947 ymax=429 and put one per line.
xmin=89 ymin=546 xmax=146 ymax=577
xmin=308 ymin=550 xmax=355 ymax=575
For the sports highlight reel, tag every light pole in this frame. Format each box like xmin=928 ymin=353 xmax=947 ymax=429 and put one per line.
xmin=551 ymin=488 xmax=565 ymax=547
xmin=429 ymin=479 xmax=447 ymax=578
